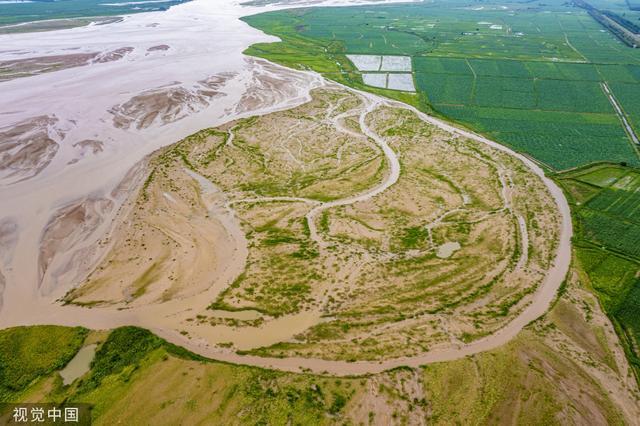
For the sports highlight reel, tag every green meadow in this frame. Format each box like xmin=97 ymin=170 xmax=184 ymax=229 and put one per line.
xmin=0 ymin=324 xmax=627 ymax=424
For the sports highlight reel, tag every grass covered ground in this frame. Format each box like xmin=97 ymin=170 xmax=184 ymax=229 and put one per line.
xmin=0 ymin=326 xmax=364 ymax=424
xmin=241 ymin=0 xmax=640 ymax=170
xmin=0 ymin=326 xmax=87 ymax=402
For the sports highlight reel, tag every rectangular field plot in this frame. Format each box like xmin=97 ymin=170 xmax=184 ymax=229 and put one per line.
xmin=580 ymin=209 xmax=640 ymax=258
xmin=380 ymin=56 xmax=411 ymax=72
xmin=348 ymin=55 xmax=412 ymax=72
xmin=535 ymin=80 xmax=613 ymax=113
xmin=415 ymin=73 xmax=474 ymax=105
xmin=468 ymin=59 xmax=531 ymax=78
xmin=413 ymin=57 xmax=472 ymax=76
xmin=362 ymin=72 xmax=415 ymax=92
xmin=347 ymin=55 xmax=381 ymax=71
xmin=362 ymin=73 xmax=387 ymax=89
xmin=608 ymin=82 xmax=640 ymax=134
xmin=586 ymin=187 xmax=640 ymax=224
xmin=575 ymin=167 xmax=629 ymax=187
xmin=525 ymin=62 xmax=601 ymax=81
xmin=596 ymin=64 xmax=640 ymax=84
xmin=577 ymin=247 xmax=639 ymax=309
xmin=435 ymin=106 xmax=637 ymax=169
xmin=473 ymin=77 xmax=536 ymax=109
xmin=387 ymin=73 xmax=415 ymax=91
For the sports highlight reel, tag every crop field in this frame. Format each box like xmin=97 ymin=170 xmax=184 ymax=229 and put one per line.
xmin=559 ymin=164 xmax=640 ymax=380
xmin=242 ymin=0 xmax=640 ymax=170
xmin=608 ymin=82 xmax=640 ymax=132
xmin=571 ymin=165 xmax=640 ymax=258
xmin=579 ymin=209 xmax=640 ymax=257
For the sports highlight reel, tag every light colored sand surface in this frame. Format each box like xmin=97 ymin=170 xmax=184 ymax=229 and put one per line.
xmin=0 ymin=115 xmax=63 ymax=185
xmin=436 ymin=241 xmax=460 ymax=259
xmin=209 ymin=309 xmax=262 ymax=320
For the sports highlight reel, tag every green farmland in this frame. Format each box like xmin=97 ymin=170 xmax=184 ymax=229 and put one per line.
xmin=559 ymin=164 xmax=640 ymax=381
xmin=242 ymin=0 xmax=640 ymax=170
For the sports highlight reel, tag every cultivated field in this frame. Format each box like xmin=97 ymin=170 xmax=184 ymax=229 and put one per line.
xmin=242 ymin=0 xmax=640 ymax=170
xmin=347 ymin=55 xmax=415 ymax=91
xmin=558 ymin=164 xmax=640 ymax=382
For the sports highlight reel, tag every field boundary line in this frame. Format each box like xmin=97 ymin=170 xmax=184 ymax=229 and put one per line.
xmin=465 ymin=58 xmax=477 ymax=103
xmin=601 ymin=82 xmax=640 ymax=152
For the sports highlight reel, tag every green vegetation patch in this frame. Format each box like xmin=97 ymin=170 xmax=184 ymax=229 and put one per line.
xmin=0 ymin=326 xmax=87 ymax=401
xmin=608 ymin=81 xmax=640 ymax=135
xmin=78 ymin=327 xmax=166 ymax=393
xmin=575 ymin=169 xmax=640 ymax=258
xmin=0 ymin=323 xmax=628 ymax=424
xmin=398 ymin=226 xmax=430 ymax=249
xmin=25 ymin=326 xmax=355 ymax=425
xmin=559 ymin=164 xmax=640 ymax=383
xmin=579 ymin=209 xmax=640 ymax=258
xmin=422 ymin=331 xmax=623 ymax=424
xmin=242 ymin=2 xmax=640 ymax=170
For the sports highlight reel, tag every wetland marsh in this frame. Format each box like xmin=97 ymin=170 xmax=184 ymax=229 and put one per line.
xmin=62 ymin=86 xmax=565 ymax=364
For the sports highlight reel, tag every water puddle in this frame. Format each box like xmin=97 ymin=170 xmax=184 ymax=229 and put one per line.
xmin=436 ymin=241 xmax=460 ymax=259
xmin=203 ymin=309 xmax=321 ymax=350
xmin=59 ymin=344 xmax=97 ymax=385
